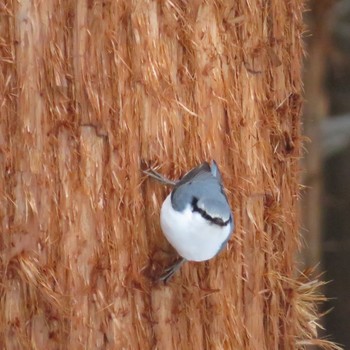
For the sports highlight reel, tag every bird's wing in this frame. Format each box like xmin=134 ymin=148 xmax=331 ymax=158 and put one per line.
xmin=210 ymin=160 xmax=222 ymax=181
xmin=171 ymin=161 xmax=229 ymax=213
xmin=174 ymin=162 xmax=212 ymax=188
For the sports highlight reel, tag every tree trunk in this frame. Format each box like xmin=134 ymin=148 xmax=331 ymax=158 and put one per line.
xmin=0 ymin=1 xmax=338 ymax=349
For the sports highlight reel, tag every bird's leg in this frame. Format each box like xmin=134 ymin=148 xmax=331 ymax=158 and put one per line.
xmin=158 ymin=258 xmax=186 ymax=283
xmin=143 ymin=168 xmax=177 ymax=186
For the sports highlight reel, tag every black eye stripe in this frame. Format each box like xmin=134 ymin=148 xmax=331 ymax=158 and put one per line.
xmin=191 ymin=197 xmax=230 ymax=227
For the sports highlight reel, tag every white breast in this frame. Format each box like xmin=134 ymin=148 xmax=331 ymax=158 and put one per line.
xmin=160 ymin=194 xmax=231 ymax=261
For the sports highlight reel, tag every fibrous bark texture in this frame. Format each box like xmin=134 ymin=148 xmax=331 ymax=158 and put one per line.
xmin=0 ymin=1 xmax=339 ymax=349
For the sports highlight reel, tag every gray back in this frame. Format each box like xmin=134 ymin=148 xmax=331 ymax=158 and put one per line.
xmin=171 ymin=162 xmax=232 ymax=221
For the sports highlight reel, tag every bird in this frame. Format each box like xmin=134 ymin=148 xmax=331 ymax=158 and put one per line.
xmin=144 ymin=161 xmax=234 ymax=282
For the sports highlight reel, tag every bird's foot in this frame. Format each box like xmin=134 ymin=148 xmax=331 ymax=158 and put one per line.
xmin=143 ymin=168 xmax=177 ymax=186
xmin=158 ymin=258 xmax=186 ymax=283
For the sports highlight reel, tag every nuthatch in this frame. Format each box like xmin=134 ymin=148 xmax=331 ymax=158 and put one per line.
xmin=144 ymin=161 xmax=234 ymax=282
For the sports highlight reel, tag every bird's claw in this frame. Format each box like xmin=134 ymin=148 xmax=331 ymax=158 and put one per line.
xmin=143 ymin=168 xmax=177 ymax=186
xmin=158 ymin=258 xmax=186 ymax=283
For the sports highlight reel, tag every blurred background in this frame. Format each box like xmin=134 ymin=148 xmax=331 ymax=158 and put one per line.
xmin=302 ymin=0 xmax=350 ymax=347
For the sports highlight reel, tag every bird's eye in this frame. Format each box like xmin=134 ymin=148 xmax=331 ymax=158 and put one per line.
xmin=191 ymin=196 xmax=199 ymax=207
